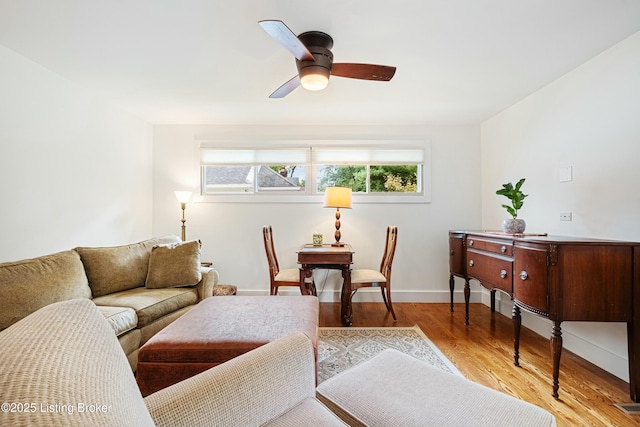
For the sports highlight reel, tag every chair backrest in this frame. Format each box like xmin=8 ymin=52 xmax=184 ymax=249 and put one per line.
xmin=262 ymin=225 xmax=280 ymax=278
xmin=379 ymin=226 xmax=398 ymax=280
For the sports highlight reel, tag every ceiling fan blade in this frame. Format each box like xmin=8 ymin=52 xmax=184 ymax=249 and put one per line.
xmin=259 ymin=20 xmax=314 ymax=61
xmin=331 ymin=63 xmax=396 ymax=81
xmin=269 ymin=75 xmax=301 ymax=98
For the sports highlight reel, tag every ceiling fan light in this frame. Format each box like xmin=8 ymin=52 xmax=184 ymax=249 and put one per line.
xmin=300 ymin=65 xmax=330 ymax=91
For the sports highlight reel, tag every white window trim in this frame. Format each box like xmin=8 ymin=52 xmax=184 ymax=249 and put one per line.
xmin=194 ymin=139 xmax=431 ymax=204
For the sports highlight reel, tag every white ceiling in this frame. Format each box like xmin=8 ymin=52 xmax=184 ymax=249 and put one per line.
xmin=1 ymin=0 xmax=639 ymax=125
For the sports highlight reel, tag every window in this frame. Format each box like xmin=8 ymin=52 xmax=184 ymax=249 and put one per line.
xmin=203 ymin=165 xmax=306 ymax=194
xmin=199 ymin=140 xmax=430 ymax=203
xmin=311 ymin=147 xmax=423 ymax=195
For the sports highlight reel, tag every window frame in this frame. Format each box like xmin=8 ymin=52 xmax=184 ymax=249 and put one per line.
xmin=196 ymin=139 xmax=431 ymax=204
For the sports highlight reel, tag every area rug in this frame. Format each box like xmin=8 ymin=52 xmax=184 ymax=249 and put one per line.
xmin=318 ymin=325 xmax=463 ymax=383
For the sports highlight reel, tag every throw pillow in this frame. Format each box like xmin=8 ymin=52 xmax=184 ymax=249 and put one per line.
xmin=145 ymin=240 xmax=202 ymax=289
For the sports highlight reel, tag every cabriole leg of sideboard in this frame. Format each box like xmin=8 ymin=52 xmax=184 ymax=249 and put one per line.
xmin=464 ymin=278 xmax=470 ymax=325
xmin=513 ymin=304 xmax=521 ymax=367
xmin=550 ymin=320 xmax=563 ymax=399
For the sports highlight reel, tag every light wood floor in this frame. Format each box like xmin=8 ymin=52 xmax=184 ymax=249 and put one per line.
xmin=319 ymin=302 xmax=640 ymax=427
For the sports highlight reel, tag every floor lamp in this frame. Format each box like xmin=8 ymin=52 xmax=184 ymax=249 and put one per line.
xmin=174 ymin=191 xmax=192 ymax=241
xmin=323 ymin=187 xmax=352 ymax=247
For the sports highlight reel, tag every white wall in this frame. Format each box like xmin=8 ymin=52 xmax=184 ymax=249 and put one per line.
xmin=481 ymin=31 xmax=640 ymax=381
xmin=152 ymin=124 xmax=481 ymax=302
xmin=0 ymin=45 xmax=153 ymax=261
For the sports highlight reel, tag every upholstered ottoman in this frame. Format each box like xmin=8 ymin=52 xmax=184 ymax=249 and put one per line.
xmin=316 ymin=348 xmax=555 ymax=427
xmin=137 ymin=295 xmax=319 ymax=396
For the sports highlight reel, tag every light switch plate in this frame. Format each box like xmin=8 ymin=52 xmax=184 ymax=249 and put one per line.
xmin=559 ymin=166 xmax=573 ymax=182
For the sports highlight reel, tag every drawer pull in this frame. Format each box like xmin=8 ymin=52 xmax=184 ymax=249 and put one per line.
xmin=500 ymin=269 xmax=508 ymax=279
xmin=500 ymin=245 xmax=507 ymax=253
xmin=450 ymin=249 xmax=454 ymax=256
xmin=469 ymin=260 xmax=474 ymax=267
xmin=519 ymin=271 xmax=528 ymax=281
xmin=469 ymin=240 xmax=474 ymax=246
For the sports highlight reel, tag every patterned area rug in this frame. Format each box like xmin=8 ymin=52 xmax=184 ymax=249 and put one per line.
xmin=318 ymin=325 xmax=463 ymax=383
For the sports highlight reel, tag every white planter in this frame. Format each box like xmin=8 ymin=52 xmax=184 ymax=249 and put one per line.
xmin=501 ymin=218 xmax=526 ymax=234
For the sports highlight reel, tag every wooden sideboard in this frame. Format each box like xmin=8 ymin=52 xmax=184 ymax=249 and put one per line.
xmin=448 ymin=230 xmax=640 ymax=401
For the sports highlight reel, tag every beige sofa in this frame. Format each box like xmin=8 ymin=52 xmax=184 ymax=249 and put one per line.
xmin=0 ymin=235 xmax=221 ymax=370
xmin=0 ymin=299 xmax=555 ymax=427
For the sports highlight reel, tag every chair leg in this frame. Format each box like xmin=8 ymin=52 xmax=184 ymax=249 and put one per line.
xmin=380 ymin=286 xmax=389 ymax=309
xmin=381 ymin=285 xmax=397 ymax=321
xmin=271 ymin=285 xmax=278 ymax=296
xmin=347 ymin=289 xmax=357 ymax=320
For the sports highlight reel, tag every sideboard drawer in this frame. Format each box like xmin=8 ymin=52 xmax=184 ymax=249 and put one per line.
xmin=466 ymin=236 xmax=513 ymax=256
xmin=466 ymin=250 xmax=512 ymax=294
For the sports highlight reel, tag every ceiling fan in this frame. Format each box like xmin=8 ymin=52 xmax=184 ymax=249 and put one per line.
xmin=259 ymin=20 xmax=397 ymax=98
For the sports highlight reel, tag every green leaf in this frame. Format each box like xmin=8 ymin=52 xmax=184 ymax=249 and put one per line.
xmin=497 ymin=178 xmax=527 ymax=219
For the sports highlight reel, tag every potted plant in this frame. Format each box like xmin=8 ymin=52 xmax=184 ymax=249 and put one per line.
xmin=496 ymin=178 xmax=528 ymax=233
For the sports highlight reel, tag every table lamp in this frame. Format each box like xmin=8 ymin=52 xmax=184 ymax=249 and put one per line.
xmin=174 ymin=191 xmax=192 ymax=241
xmin=323 ymin=187 xmax=352 ymax=246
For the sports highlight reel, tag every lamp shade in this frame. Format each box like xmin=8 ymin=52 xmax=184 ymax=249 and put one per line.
xmin=323 ymin=187 xmax=352 ymax=209
xmin=174 ymin=191 xmax=192 ymax=204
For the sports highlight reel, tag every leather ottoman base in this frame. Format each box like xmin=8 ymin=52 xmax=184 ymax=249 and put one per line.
xmin=136 ymin=295 xmax=319 ymax=396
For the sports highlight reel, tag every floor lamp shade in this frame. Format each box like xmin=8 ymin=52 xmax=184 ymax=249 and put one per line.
xmin=174 ymin=191 xmax=192 ymax=204
xmin=323 ymin=187 xmax=352 ymax=246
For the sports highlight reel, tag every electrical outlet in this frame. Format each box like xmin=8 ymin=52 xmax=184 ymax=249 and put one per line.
xmin=560 ymin=212 xmax=572 ymax=221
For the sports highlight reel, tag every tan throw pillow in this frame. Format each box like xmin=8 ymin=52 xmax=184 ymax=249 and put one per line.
xmin=145 ymin=240 xmax=202 ymax=289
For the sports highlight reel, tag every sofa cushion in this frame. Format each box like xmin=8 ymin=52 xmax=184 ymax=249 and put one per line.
xmin=93 ymin=287 xmax=198 ymax=327
xmin=118 ymin=328 xmax=141 ymax=364
xmin=145 ymin=239 xmax=202 ymax=289
xmin=76 ymin=235 xmax=181 ymax=297
xmin=98 ymin=305 xmax=138 ymax=337
xmin=0 ymin=250 xmax=91 ymax=330
xmin=0 ymin=299 xmax=155 ymax=427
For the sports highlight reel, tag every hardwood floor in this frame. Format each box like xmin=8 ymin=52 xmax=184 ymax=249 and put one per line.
xmin=319 ymin=302 xmax=640 ymax=427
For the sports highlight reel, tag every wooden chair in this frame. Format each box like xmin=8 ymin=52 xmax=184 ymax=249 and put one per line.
xmin=263 ymin=225 xmax=313 ymax=295
xmin=348 ymin=226 xmax=398 ymax=320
